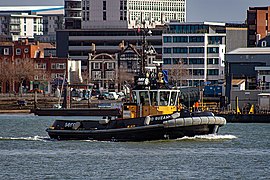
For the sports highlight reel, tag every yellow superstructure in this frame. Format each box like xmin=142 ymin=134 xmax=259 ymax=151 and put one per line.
xmin=122 ymin=89 xmax=181 ymax=118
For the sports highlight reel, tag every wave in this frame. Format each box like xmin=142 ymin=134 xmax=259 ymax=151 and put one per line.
xmin=0 ymin=135 xmax=50 ymax=142
xmin=176 ymin=134 xmax=237 ymax=141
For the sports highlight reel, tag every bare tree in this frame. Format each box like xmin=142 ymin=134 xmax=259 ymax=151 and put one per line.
xmin=118 ymin=68 xmax=135 ymax=91
xmin=169 ymin=58 xmax=189 ymax=87
xmin=0 ymin=58 xmax=37 ymax=94
xmin=14 ymin=58 xmax=37 ymax=94
xmin=81 ymin=70 xmax=90 ymax=84
xmin=0 ymin=59 xmax=14 ymax=93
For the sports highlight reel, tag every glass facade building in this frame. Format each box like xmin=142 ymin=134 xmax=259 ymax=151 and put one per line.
xmin=162 ymin=22 xmax=226 ymax=86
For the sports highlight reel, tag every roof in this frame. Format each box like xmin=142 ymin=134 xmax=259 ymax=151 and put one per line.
xmin=0 ymin=6 xmax=64 ymax=14
xmin=232 ymin=79 xmax=245 ymax=85
xmin=227 ymin=47 xmax=270 ymax=55
xmin=168 ymin=21 xmax=226 ymax=27
xmin=258 ymin=93 xmax=270 ymax=96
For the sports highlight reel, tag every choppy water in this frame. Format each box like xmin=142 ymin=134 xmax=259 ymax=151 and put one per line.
xmin=0 ymin=114 xmax=269 ymax=179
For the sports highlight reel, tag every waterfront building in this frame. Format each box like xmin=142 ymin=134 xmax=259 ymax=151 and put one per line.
xmin=81 ymin=0 xmax=186 ymax=29
xmin=247 ymin=6 xmax=270 ymax=47
xmin=162 ymin=22 xmax=247 ymax=87
xmin=225 ymin=47 xmax=270 ymax=103
xmin=0 ymin=38 xmax=62 ymax=93
xmin=162 ymin=22 xmax=226 ymax=87
xmin=88 ymin=53 xmax=118 ymax=91
xmin=0 ymin=6 xmax=64 ymax=42
xmin=0 ymin=13 xmax=43 ymax=41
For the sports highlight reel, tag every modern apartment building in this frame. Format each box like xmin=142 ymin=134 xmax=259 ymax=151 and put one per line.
xmin=0 ymin=13 xmax=43 ymax=41
xmin=0 ymin=6 xmax=64 ymax=42
xmin=247 ymin=6 xmax=270 ymax=47
xmin=162 ymin=22 xmax=226 ymax=87
xmin=80 ymin=0 xmax=186 ymax=29
xmin=65 ymin=0 xmax=82 ymax=29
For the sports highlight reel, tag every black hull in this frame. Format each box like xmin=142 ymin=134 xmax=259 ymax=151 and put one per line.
xmin=47 ymin=124 xmax=218 ymax=142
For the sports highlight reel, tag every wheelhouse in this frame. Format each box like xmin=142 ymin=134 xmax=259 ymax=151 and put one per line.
xmin=122 ymin=89 xmax=181 ymax=118
xmin=131 ymin=89 xmax=180 ymax=106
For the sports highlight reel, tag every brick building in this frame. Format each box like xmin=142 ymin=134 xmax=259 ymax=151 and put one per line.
xmin=247 ymin=6 xmax=270 ymax=47
xmin=0 ymin=39 xmax=67 ymax=93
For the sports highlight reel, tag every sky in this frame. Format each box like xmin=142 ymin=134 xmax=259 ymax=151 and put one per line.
xmin=0 ymin=0 xmax=269 ymax=23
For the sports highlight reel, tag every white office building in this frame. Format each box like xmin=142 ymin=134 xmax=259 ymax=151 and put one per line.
xmin=81 ymin=0 xmax=186 ymax=29
xmin=162 ymin=22 xmax=226 ymax=86
xmin=0 ymin=6 xmax=64 ymax=41
xmin=0 ymin=13 xmax=43 ymax=41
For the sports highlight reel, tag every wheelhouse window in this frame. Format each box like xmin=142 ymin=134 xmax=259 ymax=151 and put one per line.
xmin=149 ymin=91 xmax=158 ymax=106
xmin=170 ymin=91 xmax=178 ymax=106
xmin=139 ymin=91 xmax=150 ymax=106
xmin=159 ymin=91 xmax=170 ymax=106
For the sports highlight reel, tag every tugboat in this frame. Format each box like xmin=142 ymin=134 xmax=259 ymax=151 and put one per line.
xmin=46 ymin=26 xmax=226 ymax=142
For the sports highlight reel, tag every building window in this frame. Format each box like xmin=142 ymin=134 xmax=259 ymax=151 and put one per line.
xmin=103 ymin=1 xmax=106 ymax=10
xmin=92 ymin=71 xmax=101 ymax=79
xmin=120 ymin=11 xmax=123 ymax=20
xmin=107 ymin=62 xmax=114 ymax=69
xmin=103 ymin=12 xmax=106 ymax=20
xmin=51 ymin=63 xmax=66 ymax=69
xmin=190 ymin=69 xmax=204 ymax=76
xmin=262 ymin=41 xmax=267 ymax=47
xmin=207 ymin=69 xmax=219 ymax=75
xmin=163 ymin=58 xmax=171 ymax=64
xmin=207 ymin=58 xmax=219 ymax=64
xmin=208 ymin=36 xmax=222 ymax=44
xmin=106 ymin=71 xmax=115 ymax=79
xmin=120 ymin=1 xmax=123 ymax=10
xmin=87 ymin=12 xmax=89 ymax=20
xmin=163 ymin=36 xmax=172 ymax=43
xmin=93 ymin=63 xmax=100 ymax=69
xmin=24 ymin=48 xmax=29 ymax=53
xmin=207 ymin=47 xmax=219 ymax=53
xmin=35 ymin=63 xmax=46 ymax=69
xmin=189 ymin=36 xmax=204 ymax=42
xmin=189 ymin=47 xmax=204 ymax=53
xmin=173 ymin=47 xmax=187 ymax=54
xmin=4 ymin=48 xmax=9 ymax=55
xmin=163 ymin=47 xmax=171 ymax=54
xmin=173 ymin=36 xmax=188 ymax=43
xmin=16 ymin=48 xmax=21 ymax=55
xmin=189 ymin=58 xmax=204 ymax=64
xmin=51 ymin=73 xmax=64 ymax=79
xmin=24 ymin=25 xmax=26 ymax=32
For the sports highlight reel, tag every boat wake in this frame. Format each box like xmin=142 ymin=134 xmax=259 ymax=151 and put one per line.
xmin=176 ymin=134 xmax=237 ymax=141
xmin=0 ymin=135 xmax=50 ymax=142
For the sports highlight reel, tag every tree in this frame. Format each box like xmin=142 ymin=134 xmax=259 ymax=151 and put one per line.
xmin=14 ymin=58 xmax=37 ymax=94
xmin=118 ymin=68 xmax=135 ymax=91
xmin=0 ymin=59 xmax=14 ymax=93
xmin=170 ymin=58 xmax=189 ymax=87
xmin=0 ymin=57 xmax=37 ymax=94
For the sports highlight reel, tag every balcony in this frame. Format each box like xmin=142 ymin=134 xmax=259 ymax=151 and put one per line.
xmin=10 ymin=28 xmax=21 ymax=32
xmin=10 ymin=21 xmax=20 ymax=25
